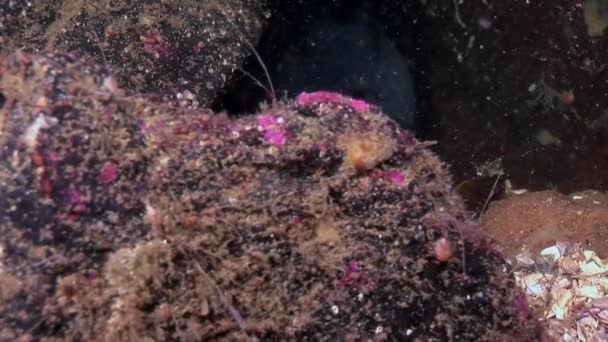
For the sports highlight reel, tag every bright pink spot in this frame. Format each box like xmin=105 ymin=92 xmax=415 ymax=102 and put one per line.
xmin=65 ymin=187 xmax=87 ymax=220
xmin=296 ymin=91 xmax=346 ymax=105
xmin=384 ymin=171 xmax=404 ymax=185
xmin=32 ymin=151 xmax=44 ymax=166
xmin=338 ymin=262 xmax=361 ymax=287
xmin=98 ymin=163 xmax=118 ymax=185
xmin=264 ymin=130 xmax=286 ymax=146
xmin=296 ymin=91 xmax=371 ymax=112
xmin=85 ymin=270 xmax=98 ymax=281
xmin=65 ymin=52 xmax=79 ymax=62
xmin=143 ymin=31 xmax=176 ymax=61
xmin=257 ymin=114 xmax=279 ymax=128
xmin=257 ymin=114 xmax=286 ymax=146
xmin=47 ymin=151 xmax=61 ymax=162
xmin=66 ymin=188 xmax=83 ymax=206
xmin=41 ymin=178 xmax=53 ymax=196
xmin=72 ymin=203 xmax=87 ymax=213
xmin=316 ymin=143 xmax=328 ymax=157
xmin=371 ymin=171 xmax=405 ymax=185
xmin=349 ymin=99 xmax=371 ymax=112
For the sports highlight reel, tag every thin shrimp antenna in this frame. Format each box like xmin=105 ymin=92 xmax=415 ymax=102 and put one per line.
xmin=217 ymin=3 xmax=276 ymax=106
xmin=236 ymin=66 xmax=274 ymax=100
xmin=478 ymin=172 xmax=502 ymax=218
xmin=92 ymin=30 xmax=108 ymax=66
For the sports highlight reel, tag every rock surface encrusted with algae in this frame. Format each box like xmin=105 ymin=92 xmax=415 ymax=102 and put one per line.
xmin=0 ymin=52 xmax=543 ymax=340
xmin=0 ymin=0 xmax=269 ymax=109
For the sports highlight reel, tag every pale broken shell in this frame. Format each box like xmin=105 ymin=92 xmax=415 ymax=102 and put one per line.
xmin=575 ymin=285 xmax=602 ymax=299
xmin=522 ymin=273 xmax=548 ymax=296
xmin=590 ymin=297 xmax=608 ymax=309
xmin=577 ymin=315 xmax=598 ymax=340
xmin=540 ymin=245 xmax=562 ymax=261
xmin=597 ymin=310 xmax=608 ymax=325
xmin=549 ymin=288 xmax=574 ymax=320
xmin=516 ymin=251 xmax=536 ymax=267
xmin=579 ymin=259 xmax=608 ymax=276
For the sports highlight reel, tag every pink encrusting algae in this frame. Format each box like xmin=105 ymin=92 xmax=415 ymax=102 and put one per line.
xmin=98 ymin=163 xmax=118 ymax=185
xmin=370 ymin=170 xmax=405 ymax=185
xmin=338 ymin=262 xmax=359 ymax=287
xmin=296 ymin=91 xmax=371 ymax=112
xmin=65 ymin=187 xmax=87 ymax=220
xmin=349 ymin=99 xmax=371 ymax=112
xmin=257 ymin=114 xmax=286 ymax=146
xmin=143 ymin=31 xmax=177 ymax=61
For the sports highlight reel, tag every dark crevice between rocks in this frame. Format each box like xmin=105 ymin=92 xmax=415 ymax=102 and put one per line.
xmin=0 ymin=92 xmax=5 ymax=110
xmin=213 ymin=0 xmax=427 ymax=131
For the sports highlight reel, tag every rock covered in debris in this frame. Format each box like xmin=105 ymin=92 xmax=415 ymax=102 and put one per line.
xmin=0 ymin=52 xmax=542 ymax=340
xmin=0 ymin=0 xmax=269 ymax=108
xmin=0 ymin=52 xmax=154 ymax=340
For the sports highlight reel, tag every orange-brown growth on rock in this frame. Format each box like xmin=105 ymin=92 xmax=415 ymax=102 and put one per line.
xmin=315 ymin=217 xmax=340 ymax=243
xmin=338 ymin=131 xmax=395 ymax=172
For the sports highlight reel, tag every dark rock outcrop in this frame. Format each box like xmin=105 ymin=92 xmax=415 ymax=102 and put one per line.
xmin=0 ymin=52 xmax=542 ymax=340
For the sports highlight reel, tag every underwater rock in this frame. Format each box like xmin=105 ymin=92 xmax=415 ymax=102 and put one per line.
xmin=0 ymin=0 xmax=269 ymax=108
xmin=0 ymin=52 xmax=541 ymax=340
xmin=271 ymin=7 xmax=416 ymax=128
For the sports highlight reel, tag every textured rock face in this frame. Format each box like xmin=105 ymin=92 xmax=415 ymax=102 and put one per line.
xmin=0 ymin=52 xmax=541 ymax=340
xmin=0 ymin=0 xmax=268 ymax=108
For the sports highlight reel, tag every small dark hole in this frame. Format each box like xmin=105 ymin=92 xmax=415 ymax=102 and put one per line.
xmin=0 ymin=93 xmax=6 ymax=110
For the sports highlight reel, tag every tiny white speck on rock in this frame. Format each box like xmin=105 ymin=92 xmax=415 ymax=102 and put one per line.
xmin=330 ymin=305 xmax=339 ymax=315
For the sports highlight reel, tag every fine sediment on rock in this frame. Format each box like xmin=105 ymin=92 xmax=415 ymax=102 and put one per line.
xmin=0 ymin=52 xmax=542 ymax=340
xmin=482 ymin=190 xmax=608 ymax=261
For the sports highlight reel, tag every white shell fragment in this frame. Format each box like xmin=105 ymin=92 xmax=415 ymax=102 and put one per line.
xmin=22 ymin=114 xmax=58 ymax=149
xmin=516 ymin=251 xmax=536 ymax=266
xmin=523 ymin=274 xmax=548 ymax=296
xmin=576 ymin=285 xmax=602 ymax=299
xmin=550 ymin=288 xmax=574 ymax=320
xmin=579 ymin=256 xmax=608 ymax=276
xmin=514 ymin=243 xmax=608 ymax=338
xmin=540 ymin=245 xmax=562 ymax=261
